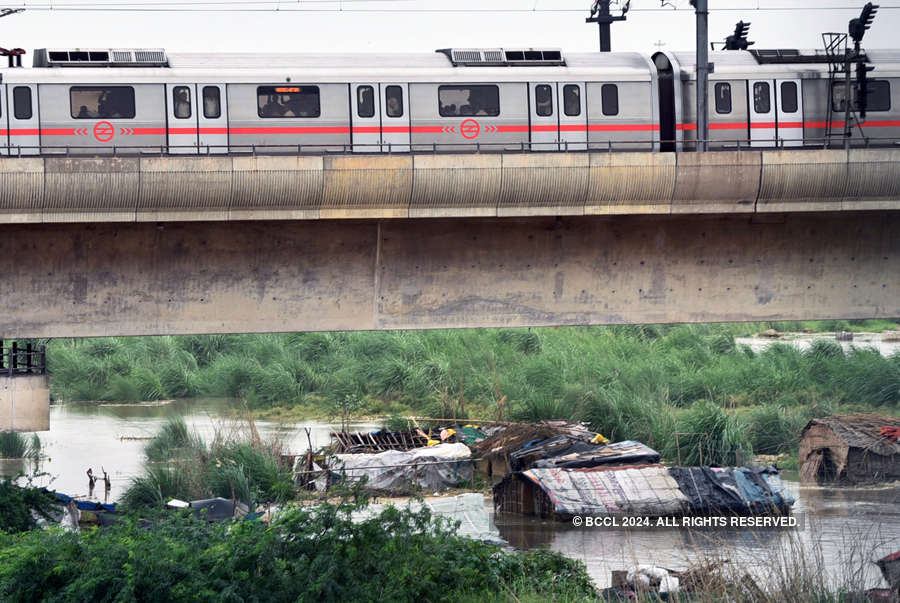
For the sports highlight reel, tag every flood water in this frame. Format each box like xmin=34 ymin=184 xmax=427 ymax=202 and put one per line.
xmin=736 ymin=331 xmax=900 ymax=356
xmin=3 ymin=398 xmax=899 ymax=591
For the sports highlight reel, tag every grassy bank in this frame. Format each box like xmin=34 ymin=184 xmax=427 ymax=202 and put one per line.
xmin=43 ymin=320 xmax=900 ymax=465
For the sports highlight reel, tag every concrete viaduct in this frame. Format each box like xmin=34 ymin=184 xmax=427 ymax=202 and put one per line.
xmin=3 ymin=147 xmax=900 ymax=430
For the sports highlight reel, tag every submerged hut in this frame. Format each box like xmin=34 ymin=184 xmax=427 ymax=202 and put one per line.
xmin=798 ymin=413 xmax=900 ymax=484
xmin=493 ymin=464 xmax=793 ymax=519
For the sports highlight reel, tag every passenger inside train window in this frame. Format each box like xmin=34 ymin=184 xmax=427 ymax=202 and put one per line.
xmin=563 ymin=85 xmax=581 ymax=117
xmin=385 ymin=86 xmax=403 ymax=118
xmin=357 ymin=86 xmax=375 ymax=118
xmin=535 ymin=85 xmax=553 ymax=116
xmin=70 ymin=86 xmax=136 ymax=119
xmin=257 ymin=86 xmax=320 ymax=118
xmin=173 ymin=86 xmax=191 ymax=119
xmin=439 ymin=85 xmax=500 ymax=117
xmin=203 ymin=87 xmax=221 ymax=119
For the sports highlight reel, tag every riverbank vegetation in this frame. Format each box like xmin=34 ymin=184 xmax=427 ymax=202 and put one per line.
xmin=43 ymin=319 xmax=900 ymax=465
xmin=121 ymin=416 xmax=295 ymax=510
xmin=0 ymin=483 xmax=597 ymax=602
xmin=0 ymin=433 xmax=41 ymax=461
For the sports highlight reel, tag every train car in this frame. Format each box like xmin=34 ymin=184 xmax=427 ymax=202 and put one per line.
xmin=2 ymin=46 xmax=897 ymax=156
xmin=654 ymin=48 xmax=900 ymax=151
xmin=0 ymin=47 xmax=659 ymax=156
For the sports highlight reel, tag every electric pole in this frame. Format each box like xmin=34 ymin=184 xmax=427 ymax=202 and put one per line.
xmin=691 ymin=0 xmax=709 ymax=151
xmin=586 ymin=0 xmax=630 ymax=52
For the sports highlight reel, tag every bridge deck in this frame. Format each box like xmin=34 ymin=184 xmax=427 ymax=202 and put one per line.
xmin=1 ymin=149 xmax=899 ymax=223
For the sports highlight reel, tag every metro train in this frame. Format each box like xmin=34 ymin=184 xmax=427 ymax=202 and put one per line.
xmin=0 ymin=45 xmax=898 ymax=156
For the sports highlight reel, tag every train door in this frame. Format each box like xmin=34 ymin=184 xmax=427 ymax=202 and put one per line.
xmin=8 ymin=84 xmax=39 ymax=156
xmin=558 ymin=82 xmax=587 ymax=151
xmin=380 ymin=83 xmax=409 ymax=152
xmin=166 ymin=83 xmax=198 ymax=154
xmin=748 ymin=79 xmax=775 ymax=147
xmin=529 ymin=82 xmax=558 ymax=151
xmin=351 ymin=83 xmax=380 ymax=153
xmin=198 ymin=85 xmax=228 ymax=154
xmin=0 ymin=84 xmax=7 ymax=156
xmin=775 ymin=79 xmax=803 ymax=147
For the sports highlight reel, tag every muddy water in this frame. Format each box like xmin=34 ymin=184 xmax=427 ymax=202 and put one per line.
xmin=493 ymin=476 xmax=900 ymax=590
xmin=0 ymin=399 xmax=376 ymax=503
xmin=736 ymin=331 xmax=900 ymax=356
xmin=3 ymin=398 xmax=899 ymax=591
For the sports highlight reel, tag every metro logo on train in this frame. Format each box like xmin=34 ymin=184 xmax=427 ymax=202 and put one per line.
xmin=0 ymin=46 xmax=897 ymax=156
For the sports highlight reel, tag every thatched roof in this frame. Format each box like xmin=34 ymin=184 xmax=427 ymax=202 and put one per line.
xmin=801 ymin=413 xmax=900 ymax=457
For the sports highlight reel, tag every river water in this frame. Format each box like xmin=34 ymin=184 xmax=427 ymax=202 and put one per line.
xmin=3 ymin=398 xmax=899 ymax=591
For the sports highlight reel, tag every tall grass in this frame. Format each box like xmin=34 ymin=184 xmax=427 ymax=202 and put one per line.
xmin=122 ymin=414 xmax=293 ymax=510
xmin=0 ymin=432 xmax=41 ymax=460
xmin=46 ymin=321 xmax=900 ymax=465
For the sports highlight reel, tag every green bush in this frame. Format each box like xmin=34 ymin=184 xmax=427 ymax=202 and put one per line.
xmin=0 ymin=480 xmax=56 ymax=533
xmin=0 ymin=501 xmax=597 ymax=602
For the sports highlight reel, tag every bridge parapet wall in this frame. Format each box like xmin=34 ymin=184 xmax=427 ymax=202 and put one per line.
xmin=1 ymin=149 xmax=899 ymax=223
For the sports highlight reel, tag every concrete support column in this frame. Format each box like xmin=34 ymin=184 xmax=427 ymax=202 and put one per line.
xmin=0 ymin=375 xmax=50 ymax=432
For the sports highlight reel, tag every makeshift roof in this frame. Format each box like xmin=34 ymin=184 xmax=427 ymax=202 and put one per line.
xmin=801 ymin=413 xmax=900 ymax=457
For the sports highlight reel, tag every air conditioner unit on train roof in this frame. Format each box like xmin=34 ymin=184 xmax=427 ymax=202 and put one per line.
xmin=33 ymin=48 xmax=168 ymax=68
xmin=436 ymin=48 xmax=565 ymax=67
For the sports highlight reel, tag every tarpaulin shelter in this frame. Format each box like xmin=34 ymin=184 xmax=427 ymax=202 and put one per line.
xmin=798 ymin=413 xmax=900 ymax=484
xmin=494 ymin=464 xmax=794 ymax=519
xmin=531 ymin=440 xmax=660 ymax=469
xmin=330 ymin=442 xmax=473 ymax=492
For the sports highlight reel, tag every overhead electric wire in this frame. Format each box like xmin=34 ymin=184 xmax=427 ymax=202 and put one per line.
xmin=4 ymin=1 xmax=900 ymax=11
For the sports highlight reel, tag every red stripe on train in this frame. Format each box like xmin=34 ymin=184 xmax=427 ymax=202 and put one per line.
xmin=229 ymin=126 xmax=352 ymax=135
xmin=588 ymin=124 xmax=657 ymax=132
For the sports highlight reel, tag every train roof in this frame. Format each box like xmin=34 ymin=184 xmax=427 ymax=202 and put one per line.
xmin=4 ymin=47 xmax=900 ymax=83
xmin=659 ymin=49 xmax=900 ymax=79
xmin=0 ymin=49 xmax=657 ymax=84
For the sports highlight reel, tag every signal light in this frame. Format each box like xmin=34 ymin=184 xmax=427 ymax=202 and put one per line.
xmin=856 ymin=60 xmax=876 ymax=118
xmin=849 ymin=2 xmax=878 ymax=44
xmin=724 ymin=21 xmax=754 ymax=51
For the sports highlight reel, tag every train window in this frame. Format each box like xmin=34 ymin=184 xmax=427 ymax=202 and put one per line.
xmin=438 ymin=85 xmax=500 ymax=117
xmin=173 ymin=86 xmax=191 ymax=119
xmin=563 ymin=85 xmax=581 ymax=117
xmin=868 ymin=80 xmax=892 ymax=111
xmin=257 ymin=86 xmax=320 ymax=118
xmin=714 ymin=83 xmax=732 ymax=114
xmin=70 ymin=86 xmax=136 ymax=119
xmin=753 ymin=82 xmax=771 ymax=114
xmin=832 ymin=80 xmax=891 ymax=113
xmin=780 ymin=82 xmax=798 ymax=113
xmin=601 ymin=84 xmax=618 ymax=116
xmin=535 ymin=84 xmax=553 ymax=116
xmin=385 ymin=86 xmax=404 ymax=118
xmin=203 ymin=87 xmax=221 ymax=119
xmin=13 ymin=87 xmax=32 ymax=120
xmin=357 ymin=86 xmax=375 ymax=118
